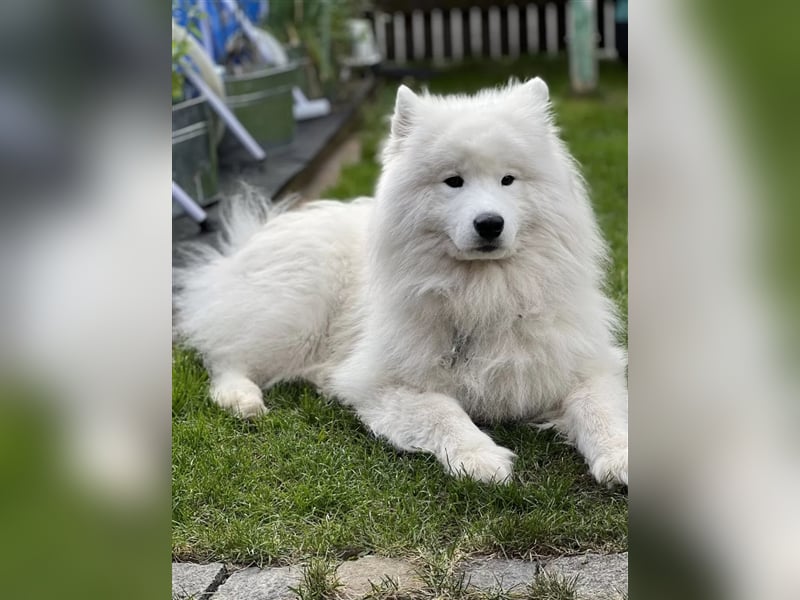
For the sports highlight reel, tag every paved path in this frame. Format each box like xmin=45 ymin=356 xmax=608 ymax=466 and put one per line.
xmin=172 ymin=552 xmax=627 ymax=599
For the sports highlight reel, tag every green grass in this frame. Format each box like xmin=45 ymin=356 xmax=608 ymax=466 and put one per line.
xmin=172 ymin=57 xmax=628 ymax=568
xmin=290 ymin=558 xmax=343 ymax=600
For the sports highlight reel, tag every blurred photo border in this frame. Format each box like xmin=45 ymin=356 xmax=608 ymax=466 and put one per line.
xmin=0 ymin=1 xmax=798 ymax=598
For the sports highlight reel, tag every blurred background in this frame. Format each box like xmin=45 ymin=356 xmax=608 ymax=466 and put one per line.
xmin=1 ymin=0 xmax=799 ymax=598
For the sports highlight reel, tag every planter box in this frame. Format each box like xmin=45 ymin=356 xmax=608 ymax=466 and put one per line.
xmin=222 ymin=62 xmax=299 ymax=152
xmin=172 ymin=96 xmax=218 ymax=216
xmin=287 ymin=47 xmax=324 ymax=100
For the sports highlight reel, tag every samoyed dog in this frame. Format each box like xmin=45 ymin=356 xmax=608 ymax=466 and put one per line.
xmin=175 ymin=78 xmax=628 ymax=486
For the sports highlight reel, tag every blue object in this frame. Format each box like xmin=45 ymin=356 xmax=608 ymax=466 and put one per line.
xmin=172 ymin=0 xmax=269 ymax=64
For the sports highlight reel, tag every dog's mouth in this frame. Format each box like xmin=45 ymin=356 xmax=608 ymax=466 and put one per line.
xmin=444 ymin=236 xmax=513 ymax=261
xmin=451 ymin=244 xmax=512 ymax=261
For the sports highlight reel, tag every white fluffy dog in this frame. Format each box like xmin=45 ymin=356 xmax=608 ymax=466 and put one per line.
xmin=175 ymin=78 xmax=628 ymax=486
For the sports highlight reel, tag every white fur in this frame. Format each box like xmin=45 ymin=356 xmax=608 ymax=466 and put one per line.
xmin=174 ymin=79 xmax=628 ymax=485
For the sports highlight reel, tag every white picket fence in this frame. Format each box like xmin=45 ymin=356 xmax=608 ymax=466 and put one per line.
xmin=366 ymin=1 xmax=618 ymax=64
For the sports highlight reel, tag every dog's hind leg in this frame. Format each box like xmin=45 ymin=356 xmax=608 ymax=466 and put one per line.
xmin=209 ymin=371 xmax=267 ymax=419
xmin=554 ymin=373 xmax=628 ymax=487
xmin=347 ymin=388 xmax=516 ymax=483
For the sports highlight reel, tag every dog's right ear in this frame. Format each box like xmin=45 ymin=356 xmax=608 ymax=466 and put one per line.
xmin=521 ymin=77 xmax=549 ymax=103
xmin=391 ymin=85 xmax=419 ymax=140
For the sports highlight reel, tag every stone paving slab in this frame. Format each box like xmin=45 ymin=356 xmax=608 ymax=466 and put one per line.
xmin=336 ymin=555 xmax=424 ymax=599
xmin=212 ymin=567 xmax=303 ymax=600
xmin=212 ymin=565 xmax=302 ymax=600
xmin=174 ymin=552 xmax=627 ymax=599
xmin=541 ymin=553 xmax=628 ymax=599
xmin=172 ymin=562 xmax=226 ymax=599
xmin=462 ymin=557 xmax=539 ymax=593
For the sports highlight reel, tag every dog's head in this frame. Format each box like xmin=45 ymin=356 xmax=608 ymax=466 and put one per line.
xmin=377 ymin=78 xmax=578 ymax=262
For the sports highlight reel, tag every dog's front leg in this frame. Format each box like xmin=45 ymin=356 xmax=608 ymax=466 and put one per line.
xmin=349 ymin=388 xmax=515 ymax=483
xmin=555 ymin=374 xmax=628 ymax=486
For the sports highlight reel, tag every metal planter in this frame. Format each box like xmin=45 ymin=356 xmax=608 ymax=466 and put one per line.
xmin=172 ymin=96 xmax=218 ymax=216
xmin=222 ymin=62 xmax=299 ymax=150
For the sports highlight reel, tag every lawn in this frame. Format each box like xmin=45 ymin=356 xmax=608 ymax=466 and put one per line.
xmin=172 ymin=57 xmax=628 ymax=569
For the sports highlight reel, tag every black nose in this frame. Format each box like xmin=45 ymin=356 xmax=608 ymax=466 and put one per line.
xmin=473 ymin=213 xmax=504 ymax=240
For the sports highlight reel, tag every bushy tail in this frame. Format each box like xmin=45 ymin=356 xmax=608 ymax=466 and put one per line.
xmin=173 ymin=184 xmax=279 ymax=276
xmin=173 ymin=185 xmax=286 ymax=341
xmin=217 ymin=184 xmax=276 ymax=255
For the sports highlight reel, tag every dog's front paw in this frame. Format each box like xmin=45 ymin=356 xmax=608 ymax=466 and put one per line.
xmin=212 ymin=386 xmax=268 ymax=419
xmin=446 ymin=440 xmax=516 ymax=484
xmin=589 ymin=445 xmax=628 ymax=487
xmin=232 ymin=395 xmax=268 ymax=419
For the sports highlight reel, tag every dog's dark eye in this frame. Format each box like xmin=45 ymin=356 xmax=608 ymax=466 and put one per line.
xmin=501 ymin=175 xmax=515 ymax=186
xmin=444 ymin=176 xmax=464 ymax=188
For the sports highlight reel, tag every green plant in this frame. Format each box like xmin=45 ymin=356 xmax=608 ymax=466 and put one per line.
xmin=265 ymin=0 xmax=362 ymax=83
xmin=171 ymin=3 xmax=204 ymax=103
xmin=290 ymin=558 xmax=342 ymax=600
xmin=415 ymin=548 xmax=471 ymax=598
xmin=363 ymin=576 xmax=404 ymax=600
xmin=525 ymin=573 xmax=579 ymax=600
xmin=172 ymin=35 xmax=190 ymax=102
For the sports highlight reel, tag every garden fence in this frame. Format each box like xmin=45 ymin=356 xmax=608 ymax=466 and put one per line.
xmin=364 ymin=1 xmax=618 ymax=64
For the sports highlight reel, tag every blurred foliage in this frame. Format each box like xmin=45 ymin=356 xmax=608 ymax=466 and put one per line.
xmin=171 ymin=37 xmax=189 ymax=102
xmin=265 ymin=0 xmax=366 ymax=82
xmin=0 ymin=393 xmax=166 ymax=599
xmin=171 ymin=2 xmax=203 ymax=103
xmin=689 ymin=0 xmax=800 ymax=349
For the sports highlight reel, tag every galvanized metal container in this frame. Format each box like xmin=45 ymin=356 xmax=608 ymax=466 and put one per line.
xmin=287 ymin=47 xmax=323 ymax=100
xmin=223 ymin=62 xmax=299 ymax=150
xmin=172 ymin=96 xmax=218 ymax=216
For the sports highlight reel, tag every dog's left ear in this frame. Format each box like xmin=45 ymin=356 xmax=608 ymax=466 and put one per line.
xmin=521 ymin=77 xmax=549 ymax=102
xmin=391 ymin=85 xmax=419 ymax=140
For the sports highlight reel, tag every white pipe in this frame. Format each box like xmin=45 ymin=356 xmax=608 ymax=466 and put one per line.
xmin=292 ymin=87 xmax=331 ymax=120
xmin=196 ymin=0 xmax=215 ymax=58
xmin=173 ymin=21 xmax=225 ymax=99
xmin=172 ymin=181 xmax=208 ymax=223
xmin=180 ymin=57 xmax=266 ymax=160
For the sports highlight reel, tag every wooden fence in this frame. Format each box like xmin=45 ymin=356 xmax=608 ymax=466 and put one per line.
xmin=364 ymin=1 xmax=618 ymax=64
